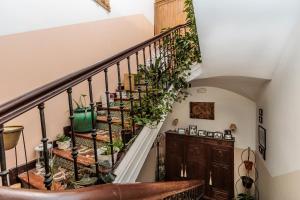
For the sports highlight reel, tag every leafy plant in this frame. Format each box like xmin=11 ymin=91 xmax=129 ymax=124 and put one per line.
xmin=100 ymin=139 xmax=124 ymax=155
xmin=133 ymin=0 xmax=201 ymax=127
xmin=56 ymin=134 xmax=71 ymax=142
xmin=73 ymin=94 xmax=88 ymax=109
xmin=237 ymin=193 xmax=255 ymax=200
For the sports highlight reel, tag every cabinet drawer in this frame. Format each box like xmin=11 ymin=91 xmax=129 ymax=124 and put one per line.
xmin=211 ymin=148 xmax=232 ymax=164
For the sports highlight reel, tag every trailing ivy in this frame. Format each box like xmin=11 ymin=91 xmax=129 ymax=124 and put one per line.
xmin=133 ymin=0 xmax=201 ymax=127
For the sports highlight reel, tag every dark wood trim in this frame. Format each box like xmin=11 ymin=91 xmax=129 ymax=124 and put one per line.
xmin=9 ymin=160 xmax=36 ymax=185
xmin=0 ymin=180 xmax=204 ymax=200
xmin=0 ymin=23 xmax=188 ymax=125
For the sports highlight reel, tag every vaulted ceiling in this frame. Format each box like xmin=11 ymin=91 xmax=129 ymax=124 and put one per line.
xmin=193 ymin=0 xmax=300 ymax=79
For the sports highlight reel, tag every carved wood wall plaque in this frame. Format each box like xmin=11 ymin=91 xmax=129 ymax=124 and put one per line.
xmin=95 ymin=0 xmax=111 ymax=12
xmin=190 ymin=102 xmax=215 ymax=120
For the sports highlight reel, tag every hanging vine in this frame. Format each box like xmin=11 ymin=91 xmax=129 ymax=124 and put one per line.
xmin=133 ymin=0 xmax=201 ymax=127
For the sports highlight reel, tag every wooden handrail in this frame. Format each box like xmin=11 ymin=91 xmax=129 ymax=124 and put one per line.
xmin=0 ymin=180 xmax=204 ymax=200
xmin=0 ymin=23 xmax=188 ymax=125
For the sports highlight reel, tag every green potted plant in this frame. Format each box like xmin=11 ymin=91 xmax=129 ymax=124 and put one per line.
xmin=73 ymin=94 xmax=96 ymax=133
xmin=97 ymin=139 xmax=124 ymax=166
xmin=237 ymin=193 xmax=255 ymax=200
xmin=56 ymin=134 xmax=71 ymax=150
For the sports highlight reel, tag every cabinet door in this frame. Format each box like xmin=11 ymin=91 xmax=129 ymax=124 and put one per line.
xmin=185 ymin=139 xmax=207 ymax=180
xmin=165 ymin=133 xmax=184 ymax=180
xmin=211 ymin=163 xmax=232 ymax=192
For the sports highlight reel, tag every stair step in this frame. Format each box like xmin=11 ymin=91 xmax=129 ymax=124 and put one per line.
xmin=69 ymin=130 xmax=121 ymax=143
xmin=97 ymin=116 xmax=129 ymax=125
xmin=18 ymin=170 xmax=65 ymax=191
xmin=53 ymin=148 xmax=95 ymax=167
xmin=98 ymin=106 xmax=130 ymax=112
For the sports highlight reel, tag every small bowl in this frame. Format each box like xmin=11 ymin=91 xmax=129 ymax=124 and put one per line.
xmin=3 ymin=126 xmax=23 ymax=150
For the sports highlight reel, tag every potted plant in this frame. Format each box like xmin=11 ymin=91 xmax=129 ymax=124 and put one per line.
xmin=237 ymin=193 xmax=255 ymax=200
xmin=98 ymin=139 xmax=123 ymax=166
xmin=241 ymin=176 xmax=254 ymax=189
xmin=73 ymin=94 xmax=96 ymax=133
xmin=56 ymin=134 xmax=71 ymax=150
xmin=244 ymin=147 xmax=254 ymax=171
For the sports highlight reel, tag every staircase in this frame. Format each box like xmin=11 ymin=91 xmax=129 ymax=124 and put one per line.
xmin=0 ymin=20 xmax=204 ymax=198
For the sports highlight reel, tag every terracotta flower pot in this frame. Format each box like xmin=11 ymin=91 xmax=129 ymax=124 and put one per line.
xmin=244 ymin=160 xmax=253 ymax=171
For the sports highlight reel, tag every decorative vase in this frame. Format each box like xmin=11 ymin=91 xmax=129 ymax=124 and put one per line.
xmin=241 ymin=176 xmax=254 ymax=189
xmin=73 ymin=108 xmax=96 ymax=133
xmin=244 ymin=160 xmax=253 ymax=171
xmin=3 ymin=126 xmax=23 ymax=150
xmin=57 ymin=139 xmax=71 ymax=150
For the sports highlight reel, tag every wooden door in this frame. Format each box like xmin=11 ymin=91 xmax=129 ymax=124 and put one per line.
xmin=165 ymin=133 xmax=184 ymax=180
xmin=155 ymin=0 xmax=187 ymax=35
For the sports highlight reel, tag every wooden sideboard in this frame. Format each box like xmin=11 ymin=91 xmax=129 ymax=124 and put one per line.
xmin=165 ymin=131 xmax=235 ymax=200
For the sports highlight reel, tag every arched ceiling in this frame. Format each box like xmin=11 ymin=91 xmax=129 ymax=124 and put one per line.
xmin=193 ymin=0 xmax=300 ymax=79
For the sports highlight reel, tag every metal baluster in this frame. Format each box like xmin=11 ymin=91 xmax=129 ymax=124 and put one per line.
xmin=127 ymin=57 xmax=136 ymax=136
xmin=149 ymin=44 xmax=153 ymax=65
xmin=154 ymin=41 xmax=158 ymax=59
xmin=136 ymin=52 xmax=142 ymax=115
xmin=116 ymin=62 xmax=126 ymax=147
xmin=142 ymin=48 xmax=149 ymax=97
xmin=0 ymin=124 xmax=8 ymax=186
xmin=38 ymin=103 xmax=52 ymax=190
xmin=104 ymin=69 xmax=115 ymax=166
xmin=21 ymin=129 xmax=30 ymax=189
xmin=87 ymin=78 xmax=101 ymax=178
xmin=67 ymin=88 xmax=79 ymax=181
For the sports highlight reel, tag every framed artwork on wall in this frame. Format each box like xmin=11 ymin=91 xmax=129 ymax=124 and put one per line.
xmin=190 ymin=102 xmax=215 ymax=120
xmin=258 ymin=125 xmax=266 ymax=160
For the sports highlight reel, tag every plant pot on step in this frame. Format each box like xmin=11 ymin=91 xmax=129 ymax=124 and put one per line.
xmin=244 ymin=160 xmax=254 ymax=171
xmin=73 ymin=108 xmax=96 ymax=133
xmin=3 ymin=126 xmax=23 ymax=150
xmin=97 ymin=147 xmax=120 ymax=167
xmin=241 ymin=176 xmax=254 ymax=189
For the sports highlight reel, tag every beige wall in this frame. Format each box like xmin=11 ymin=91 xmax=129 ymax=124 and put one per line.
xmin=256 ymin=17 xmax=300 ymax=199
xmin=0 ymin=14 xmax=153 ymax=169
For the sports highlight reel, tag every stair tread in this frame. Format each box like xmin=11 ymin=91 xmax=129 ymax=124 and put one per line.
xmin=114 ymin=98 xmax=139 ymax=101
xmin=98 ymin=106 xmax=130 ymax=112
xmin=53 ymin=148 xmax=95 ymax=167
xmin=18 ymin=170 xmax=65 ymax=191
xmin=97 ymin=116 xmax=129 ymax=125
xmin=71 ymin=130 xmax=121 ymax=143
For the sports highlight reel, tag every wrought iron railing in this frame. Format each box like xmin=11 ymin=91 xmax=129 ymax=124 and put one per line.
xmin=0 ymin=23 xmax=189 ymax=189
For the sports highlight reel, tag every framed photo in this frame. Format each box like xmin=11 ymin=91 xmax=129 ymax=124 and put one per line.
xmin=207 ymin=132 xmax=214 ymax=138
xmin=214 ymin=132 xmax=223 ymax=139
xmin=198 ymin=130 xmax=207 ymax=137
xmin=190 ymin=102 xmax=215 ymax=120
xmin=259 ymin=109 xmax=263 ymax=116
xmin=259 ymin=116 xmax=263 ymax=124
xmin=258 ymin=125 xmax=266 ymax=160
xmin=178 ymin=128 xmax=186 ymax=135
xmin=189 ymin=125 xmax=197 ymax=136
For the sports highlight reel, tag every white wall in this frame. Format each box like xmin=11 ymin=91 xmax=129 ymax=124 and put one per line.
xmin=257 ymin=17 xmax=300 ymax=177
xmin=193 ymin=0 xmax=300 ymax=79
xmin=161 ymin=87 xmax=256 ymax=149
xmin=0 ymin=0 xmax=154 ymax=36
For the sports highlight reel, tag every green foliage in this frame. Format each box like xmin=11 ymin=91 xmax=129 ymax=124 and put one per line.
xmin=56 ymin=134 xmax=70 ymax=142
xmin=237 ymin=193 xmax=255 ymax=200
xmin=73 ymin=94 xmax=88 ymax=109
xmin=133 ymin=0 xmax=200 ymax=127
xmin=100 ymin=139 xmax=124 ymax=155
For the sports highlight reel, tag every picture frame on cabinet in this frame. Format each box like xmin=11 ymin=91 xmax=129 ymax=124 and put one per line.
xmin=214 ymin=132 xmax=223 ymax=139
xmin=207 ymin=132 xmax=214 ymax=138
xmin=189 ymin=125 xmax=197 ymax=136
xmin=198 ymin=130 xmax=207 ymax=137
xmin=177 ymin=128 xmax=186 ymax=135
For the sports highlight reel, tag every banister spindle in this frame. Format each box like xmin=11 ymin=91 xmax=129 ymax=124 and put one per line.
xmin=0 ymin=124 xmax=8 ymax=186
xmin=116 ymin=62 xmax=125 ymax=147
xmin=135 ymin=52 xmax=142 ymax=115
xmin=87 ymin=78 xmax=100 ymax=179
xmin=67 ymin=88 xmax=79 ymax=181
xmin=149 ymin=44 xmax=153 ymax=65
xmin=127 ymin=57 xmax=136 ymax=136
xmin=154 ymin=41 xmax=157 ymax=59
xmin=142 ymin=48 xmax=149 ymax=97
xmin=38 ymin=103 xmax=52 ymax=190
xmin=104 ymin=69 xmax=115 ymax=167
